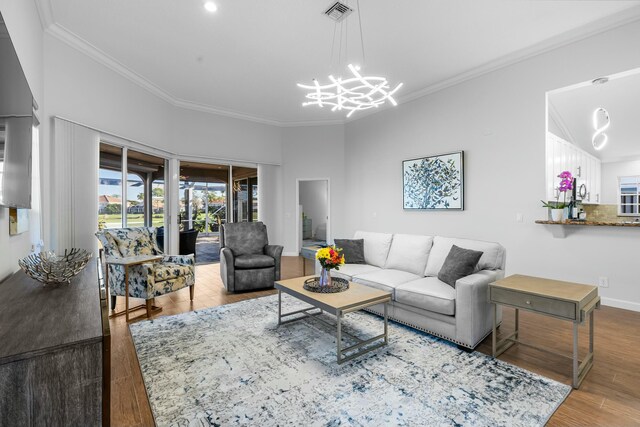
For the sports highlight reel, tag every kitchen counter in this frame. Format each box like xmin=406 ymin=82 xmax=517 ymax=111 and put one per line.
xmin=535 ymin=220 xmax=640 ymax=227
xmin=536 ymin=219 xmax=640 ymax=237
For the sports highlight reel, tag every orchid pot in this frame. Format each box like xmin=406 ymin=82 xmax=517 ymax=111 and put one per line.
xmin=550 ymin=208 xmax=564 ymax=222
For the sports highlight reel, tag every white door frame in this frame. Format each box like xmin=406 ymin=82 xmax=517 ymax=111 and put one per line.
xmin=296 ymin=178 xmax=330 ymax=253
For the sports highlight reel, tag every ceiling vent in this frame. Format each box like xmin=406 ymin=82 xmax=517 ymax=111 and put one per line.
xmin=324 ymin=2 xmax=353 ymax=22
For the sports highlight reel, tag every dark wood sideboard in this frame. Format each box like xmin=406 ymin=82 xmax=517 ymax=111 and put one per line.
xmin=0 ymin=260 xmax=110 ymax=426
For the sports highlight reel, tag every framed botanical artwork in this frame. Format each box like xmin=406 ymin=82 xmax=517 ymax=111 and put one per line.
xmin=403 ymin=151 xmax=464 ymax=210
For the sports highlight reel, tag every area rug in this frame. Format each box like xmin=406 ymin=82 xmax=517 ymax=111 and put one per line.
xmin=129 ymin=294 xmax=570 ymax=426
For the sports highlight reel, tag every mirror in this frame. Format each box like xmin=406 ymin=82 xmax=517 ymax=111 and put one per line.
xmin=546 ymin=67 xmax=640 ymax=221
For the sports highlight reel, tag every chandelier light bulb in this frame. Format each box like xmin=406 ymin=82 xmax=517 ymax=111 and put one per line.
xmin=204 ymin=1 xmax=218 ymax=13
xmin=592 ymin=107 xmax=610 ymax=151
xmin=297 ymin=64 xmax=403 ymax=117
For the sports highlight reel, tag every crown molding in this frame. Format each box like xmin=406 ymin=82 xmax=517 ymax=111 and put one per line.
xmin=46 ymin=23 xmax=176 ymax=105
xmin=34 ymin=0 xmax=54 ymax=30
xmin=172 ymin=98 xmax=294 ymax=127
xmin=345 ymin=5 xmax=640 ymax=124
xmin=45 ymin=20 xmax=343 ymax=127
xmin=40 ymin=1 xmax=640 ymax=127
xmin=547 ymin=101 xmax=576 ymax=145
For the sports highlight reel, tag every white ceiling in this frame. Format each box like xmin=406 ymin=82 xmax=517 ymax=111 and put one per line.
xmin=39 ymin=0 xmax=640 ymax=126
xmin=549 ymin=68 xmax=640 ymax=163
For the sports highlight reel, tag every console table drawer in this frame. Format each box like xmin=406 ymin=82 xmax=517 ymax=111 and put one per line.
xmin=491 ymin=287 xmax=576 ymax=320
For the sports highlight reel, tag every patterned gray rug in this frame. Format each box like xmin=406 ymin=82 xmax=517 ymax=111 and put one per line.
xmin=129 ymin=294 xmax=570 ymax=426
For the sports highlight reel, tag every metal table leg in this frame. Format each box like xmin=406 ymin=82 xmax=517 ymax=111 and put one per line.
xmin=383 ymin=302 xmax=388 ymax=345
xmin=336 ymin=309 xmax=342 ymax=363
xmin=278 ymin=290 xmax=282 ymax=326
xmin=492 ymin=303 xmax=497 ymax=357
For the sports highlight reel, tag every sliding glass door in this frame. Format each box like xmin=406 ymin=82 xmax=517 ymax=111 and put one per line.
xmin=175 ymin=161 xmax=258 ymax=264
xmin=98 ymin=143 xmax=168 ymax=231
xmin=232 ymin=166 xmax=258 ymax=223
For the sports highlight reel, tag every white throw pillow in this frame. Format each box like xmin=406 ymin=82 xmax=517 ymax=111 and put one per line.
xmin=424 ymin=236 xmax=505 ymax=277
xmin=384 ymin=234 xmax=433 ymax=276
xmin=353 ymin=231 xmax=394 ymax=268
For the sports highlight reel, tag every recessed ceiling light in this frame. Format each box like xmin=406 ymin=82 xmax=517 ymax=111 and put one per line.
xmin=204 ymin=1 xmax=217 ymax=12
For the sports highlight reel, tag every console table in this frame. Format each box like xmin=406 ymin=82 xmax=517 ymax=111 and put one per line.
xmin=0 ymin=261 xmax=109 ymax=425
xmin=489 ymin=274 xmax=600 ymax=389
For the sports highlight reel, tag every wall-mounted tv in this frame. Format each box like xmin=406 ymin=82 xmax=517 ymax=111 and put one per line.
xmin=0 ymin=12 xmax=34 ymax=209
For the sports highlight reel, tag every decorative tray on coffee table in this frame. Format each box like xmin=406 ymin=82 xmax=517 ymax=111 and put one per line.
xmin=303 ymin=277 xmax=349 ymax=293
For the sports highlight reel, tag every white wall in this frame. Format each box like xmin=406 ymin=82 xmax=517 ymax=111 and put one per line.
xmin=299 ymin=180 xmax=328 ymax=240
xmin=42 ymin=33 xmax=285 ymax=249
xmin=345 ymin=20 xmax=640 ymax=311
xmin=0 ymin=0 xmax=43 ymax=280
xmin=257 ymin=164 xmax=284 ymax=245
xmin=281 ymin=125 xmax=345 ymax=254
xmin=601 ymin=159 xmax=640 ymax=205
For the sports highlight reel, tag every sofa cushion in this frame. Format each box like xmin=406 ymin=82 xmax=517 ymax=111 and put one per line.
xmin=332 ymin=264 xmax=382 ymax=281
xmin=353 ymin=269 xmax=422 ymax=299
xmin=395 ymin=277 xmax=456 ymax=316
xmin=425 ymin=236 xmax=505 ymax=276
xmin=235 ymin=254 xmax=275 ymax=269
xmin=334 ymin=239 xmax=366 ymax=264
xmin=438 ymin=245 xmax=483 ymax=288
xmin=353 ymin=231 xmax=394 ymax=268
xmin=384 ymin=234 xmax=433 ymax=276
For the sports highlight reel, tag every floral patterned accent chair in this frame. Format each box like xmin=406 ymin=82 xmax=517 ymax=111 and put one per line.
xmin=220 ymin=222 xmax=283 ymax=292
xmin=96 ymin=227 xmax=195 ymax=311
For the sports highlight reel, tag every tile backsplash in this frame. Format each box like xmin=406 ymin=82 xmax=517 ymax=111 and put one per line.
xmin=583 ymin=204 xmax=624 ymax=222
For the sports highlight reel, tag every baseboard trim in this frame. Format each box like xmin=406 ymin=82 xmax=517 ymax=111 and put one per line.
xmin=601 ymin=297 xmax=640 ymax=312
xmin=282 ymin=252 xmax=299 ymax=257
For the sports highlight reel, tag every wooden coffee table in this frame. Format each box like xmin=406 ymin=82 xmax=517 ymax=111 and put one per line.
xmin=275 ymin=276 xmax=392 ymax=364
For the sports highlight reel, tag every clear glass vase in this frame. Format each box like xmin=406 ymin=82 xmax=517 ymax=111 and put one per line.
xmin=319 ymin=267 xmax=332 ymax=287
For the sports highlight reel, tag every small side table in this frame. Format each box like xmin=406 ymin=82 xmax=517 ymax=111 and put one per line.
xmin=489 ymin=274 xmax=600 ymax=389
xmin=299 ymin=245 xmax=323 ymax=276
xmin=105 ymin=254 xmax=163 ymax=322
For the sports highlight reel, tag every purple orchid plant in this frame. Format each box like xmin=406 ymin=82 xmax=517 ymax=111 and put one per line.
xmin=542 ymin=170 xmax=573 ymax=209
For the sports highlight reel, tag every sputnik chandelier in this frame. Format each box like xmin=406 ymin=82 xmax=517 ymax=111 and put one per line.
xmin=297 ymin=1 xmax=403 ymax=117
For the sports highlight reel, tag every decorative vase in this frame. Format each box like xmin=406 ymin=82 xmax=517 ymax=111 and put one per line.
xmin=319 ymin=267 xmax=331 ymax=287
xmin=550 ymin=208 xmax=563 ymax=222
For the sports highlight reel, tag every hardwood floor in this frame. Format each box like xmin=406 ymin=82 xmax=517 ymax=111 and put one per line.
xmin=109 ymin=257 xmax=640 ymax=426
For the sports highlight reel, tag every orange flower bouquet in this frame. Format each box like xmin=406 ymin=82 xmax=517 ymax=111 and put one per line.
xmin=315 ymin=246 xmax=345 ymax=286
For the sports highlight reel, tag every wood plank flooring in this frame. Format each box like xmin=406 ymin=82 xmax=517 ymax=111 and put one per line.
xmin=109 ymin=257 xmax=640 ymax=426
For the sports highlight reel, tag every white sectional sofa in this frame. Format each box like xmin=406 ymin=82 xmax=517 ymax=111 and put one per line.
xmin=333 ymin=231 xmax=506 ymax=349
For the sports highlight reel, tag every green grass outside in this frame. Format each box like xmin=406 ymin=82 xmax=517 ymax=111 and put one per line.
xmin=100 ymin=214 xmax=165 ymax=228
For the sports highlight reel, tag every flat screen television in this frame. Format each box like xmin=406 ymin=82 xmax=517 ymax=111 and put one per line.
xmin=0 ymin=12 xmax=34 ymax=209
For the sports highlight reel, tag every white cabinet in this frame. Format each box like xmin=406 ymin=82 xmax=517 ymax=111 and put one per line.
xmin=546 ymin=132 xmax=601 ymax=204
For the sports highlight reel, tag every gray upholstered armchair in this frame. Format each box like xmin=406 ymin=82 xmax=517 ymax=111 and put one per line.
xmin=220 ymin=222 xmax=283 ymax=292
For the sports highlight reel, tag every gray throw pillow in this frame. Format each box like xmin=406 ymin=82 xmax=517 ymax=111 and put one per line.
xmin=437 ymin=245 xmax=483 ymax=288
xmin=333 ymin=239 xmax=366 ymax=264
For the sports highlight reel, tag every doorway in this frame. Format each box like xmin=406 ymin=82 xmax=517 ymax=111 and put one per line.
xmin=178 ymin=161 xmax=258 ymax=264
xmin=296 ymin=179 xmax=330 ymax=253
